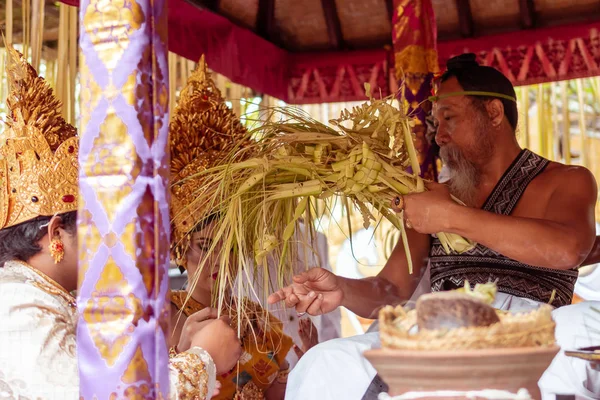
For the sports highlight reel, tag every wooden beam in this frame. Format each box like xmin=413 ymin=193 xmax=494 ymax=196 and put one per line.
xmin=518 ymin=0 xmax=536 ymax=28
xmin=385 ymin=0 xmax=395 ymax=22
xmin=256 ymin=0 xmax=276 ymax=42
xmin=192 ymin=0 xmax=219 ymax=12
xmin=320 ymin=0 xmax=345 ymax=49
xmin=455 ymin=0 xmax=474 ymax=38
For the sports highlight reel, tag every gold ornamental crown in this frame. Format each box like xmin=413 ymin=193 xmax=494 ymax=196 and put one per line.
xmin=170 ymin=55 xmax=251 ymax=254
xmin=0 ymin=45 xmax=78 ymax=230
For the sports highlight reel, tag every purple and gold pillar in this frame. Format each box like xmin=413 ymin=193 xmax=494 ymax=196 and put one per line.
xmin=392 ymin=0 xmax=439 ymax=180
xmin=77 ymin=0 xmax=171 ymax=398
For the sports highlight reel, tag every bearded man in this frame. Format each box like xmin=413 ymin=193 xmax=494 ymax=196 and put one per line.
xmin=269 ymin=54 xmax=599 ymax=399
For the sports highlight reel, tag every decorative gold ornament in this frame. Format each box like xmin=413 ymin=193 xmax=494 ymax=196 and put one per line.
xmin=49 ymin=238 xmax=65 ymax=264
xmin=233 ymin=381 xmax=264 ymax=400
xmin=169 ymin=55 xmax=251 ymax=259
xmin=0 ymin=45 xmax=78 ymax=230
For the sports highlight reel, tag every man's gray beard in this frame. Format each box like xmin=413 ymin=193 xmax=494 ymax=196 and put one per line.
xmin=438 ymin=110 xmax=495 ymax=207
xmin=440 ymin=146 xmax=480 ymax=207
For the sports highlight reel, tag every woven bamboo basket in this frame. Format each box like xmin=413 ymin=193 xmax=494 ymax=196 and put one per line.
xmin=368 ymin=302 xmax=558 ymax=398
xmin=379 ymin=304 xmax=556 ymax=351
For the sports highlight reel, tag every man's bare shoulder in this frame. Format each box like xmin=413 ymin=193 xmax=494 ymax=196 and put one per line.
xmin=539 ymin=161 xmax=597 ymax=198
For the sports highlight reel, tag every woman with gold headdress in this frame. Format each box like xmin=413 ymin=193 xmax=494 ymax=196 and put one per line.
xmin=0 ymin=45 xmax=240 ymax=400
xmin=168 ymin=57 xmax=297 ymax=400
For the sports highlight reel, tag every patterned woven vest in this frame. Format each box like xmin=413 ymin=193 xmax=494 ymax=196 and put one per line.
xmin=429 ymin=149 xmax=578 ymax=307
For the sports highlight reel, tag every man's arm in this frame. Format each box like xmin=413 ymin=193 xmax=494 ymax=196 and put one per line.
xmin=337 ymin=229 xmax=431 ymax=319
xmin=447 ymin=168 xmax=597 ymax=270
xmin=268 ymin=229 xmax=431 ymax=320
xmin=582 ymin=236 xmax=600 ymax=266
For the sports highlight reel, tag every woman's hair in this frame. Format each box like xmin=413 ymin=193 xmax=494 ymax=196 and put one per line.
xmin=191 ymin=212 xmax=220 ymax=235
xmin=440 ymin=53 xmax=518 ymax=131
xmin=0 ymin=211 xmax=77 ymax=267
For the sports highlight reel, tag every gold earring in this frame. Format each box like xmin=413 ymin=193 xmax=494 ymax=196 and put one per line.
xmin=49 ymin=238 xmax=65 ymax=264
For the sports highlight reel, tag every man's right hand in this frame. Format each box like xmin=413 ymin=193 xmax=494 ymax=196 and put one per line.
xmin=267 ymin=267 xmax=344 ymax=316
xmin=190 ymin=317 xmax=242 ymax=375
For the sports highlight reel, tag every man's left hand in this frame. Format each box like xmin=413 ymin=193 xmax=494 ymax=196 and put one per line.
xmin=391 ymin=182 xmax=458 ymax=234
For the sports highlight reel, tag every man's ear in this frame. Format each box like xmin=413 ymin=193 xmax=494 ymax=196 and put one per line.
xmin=47 ymin=215 xmax=63 ymax=240
xmin=486 ymin=99 xmax=505 ymax=127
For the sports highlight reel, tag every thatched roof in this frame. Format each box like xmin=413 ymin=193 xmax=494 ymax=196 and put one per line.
xmin=4 ymin=0 xmax=599 ymax=54
xmin=192 ymin=0 xmax=600 ymax=52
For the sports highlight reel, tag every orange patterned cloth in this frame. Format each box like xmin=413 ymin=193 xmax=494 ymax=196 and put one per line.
xmin=392 ymin=0 xmax=439 ymax=81
xmin=170 ymin=291 xmax=293 ymax=399
xmin=392 ymin=0 xmax=440 ymax=181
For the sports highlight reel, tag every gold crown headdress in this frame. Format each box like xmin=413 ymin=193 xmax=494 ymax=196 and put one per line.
xmin=0 ymin=45 xmax=78 ymax=229
xmin=170 ymin=56 xmax=251 ymax=261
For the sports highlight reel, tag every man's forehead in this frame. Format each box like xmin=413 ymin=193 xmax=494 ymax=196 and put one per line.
xmin=433 ymin=103 xmax=452 ymax=113
xmin=432 ymin=96 xmax=465 ymax=115
xmin=432 ymin=78 xmax=469 ymax=114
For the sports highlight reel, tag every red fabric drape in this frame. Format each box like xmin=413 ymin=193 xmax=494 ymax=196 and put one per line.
xmin=392 ymin=0 xmax=439 ymax=80
xmin=391 ymin=0 xmax=439 ymax=180
xmin=168 ymin=1 xmax=289 ymax=98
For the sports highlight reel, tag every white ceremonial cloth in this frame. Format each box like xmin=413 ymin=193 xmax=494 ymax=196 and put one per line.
xmin=539 ymin=301 xmax=600 ymax=400
xmin=0 ymin=261 xmax=217 ymax=400
xmin=0 ymin=261 xmax=79 ymax=400
xmin=378 ymin=388 xmax=533 ymax=399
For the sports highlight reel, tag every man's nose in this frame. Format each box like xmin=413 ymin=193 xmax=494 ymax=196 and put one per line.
xmin=435 ymin=127 xmax=450 ymax=147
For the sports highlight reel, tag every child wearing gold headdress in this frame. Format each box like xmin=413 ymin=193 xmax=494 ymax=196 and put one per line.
xmin=168 ymin=57 xmax=296 ymax=400
xmin=0 ymin=45 xmax=235 ymax=400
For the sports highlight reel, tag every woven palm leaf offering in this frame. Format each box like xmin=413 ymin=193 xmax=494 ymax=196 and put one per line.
xmin=185 ymin=83 xmax=475 ymax=316
xmin=365 ymin=282 xmax=559 ymax=398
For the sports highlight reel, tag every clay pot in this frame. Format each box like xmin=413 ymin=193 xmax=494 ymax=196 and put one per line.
xmin=364 ymin=345 xmax=559 ymax=399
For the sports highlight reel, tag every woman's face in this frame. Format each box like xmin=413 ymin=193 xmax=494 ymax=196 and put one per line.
xmin=184 ymin=220 xmax=223 ymax=293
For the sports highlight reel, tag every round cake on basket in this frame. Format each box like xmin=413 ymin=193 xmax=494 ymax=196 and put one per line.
xmin=364 ymin=282 xmax=559 ymax=399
